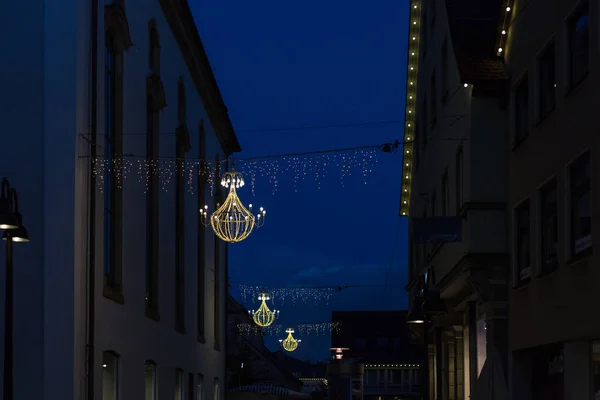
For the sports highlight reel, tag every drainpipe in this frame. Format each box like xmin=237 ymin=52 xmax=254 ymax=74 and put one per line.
xmin=86 ymin=0 xmax=99 ymax=397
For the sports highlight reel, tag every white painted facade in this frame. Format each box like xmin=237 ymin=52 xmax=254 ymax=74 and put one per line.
xmin=0 ymin=0 xmax=238 ymax=398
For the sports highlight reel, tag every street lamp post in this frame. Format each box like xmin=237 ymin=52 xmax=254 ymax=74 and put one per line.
xmin=0 ymin=178 xmax=31 ymax=400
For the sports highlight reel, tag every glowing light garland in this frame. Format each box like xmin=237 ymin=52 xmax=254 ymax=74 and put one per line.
xmin=200 ymin=171 xmax=266 ymax=243
xmin=248 ymin=292 xmax=280 ymax=327
xmin=237 ymin=323 xmax=283 ymax=336
xmin=239 ymin=284 xmax=336 ymax=305
xmin=297 ymin=322 xmax=341 ymax=336
xmin=279 ymin=328 xmax=302 ymax=352
xmin=91 ymin=148 xmax=380 ymax=194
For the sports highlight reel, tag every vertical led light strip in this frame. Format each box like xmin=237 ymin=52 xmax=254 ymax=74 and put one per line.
xmin=496 ymin=2 xmax=514 ymax=56
xmin=399 ymin=0 xmax=422 ymax=217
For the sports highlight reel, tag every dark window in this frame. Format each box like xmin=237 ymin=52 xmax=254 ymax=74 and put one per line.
xmin=441 ymin=39 xmax=448 ymax=100
xmin=175 ymin=369 xmax=184 ymax=400
xmin=197 ymin=121 xmax=207 ymax=341
xmin=567 ymin=2 xmax=589 ymax=87
xmin=538 ymin=42 xmax=556 ymax=119
xmin=441 ymin=171 xmax=449 ymax=216
xmin=102 ymin=352 xmax=119 ymax=400
xmin=539 ymin=179 xmax=558 ymax=275
xmin=430 ymin=71 xmax=437 ymax=128
xmin=570 ymin=151 xmax=592 ymax=257
xmin=145 ymin=361 xmax=157 ymax=400
xmin=421 ymin=97 xmax=428 ymax=149
xmin=214 ymin=159 xmax=222 ymax=349
xmin=456 ymin=148 xmax=463 ymax=213
xmin=175 ymin=78 xmax=187 ymax=332
xmin=515 ymin=201 xmax=531 ymax=283
xmin=514 ymin=75 xmax=529 ymax=144
xmin=104 ymin=33 xmax=124 ymax=300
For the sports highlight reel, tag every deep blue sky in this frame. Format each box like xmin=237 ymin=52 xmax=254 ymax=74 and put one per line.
xmin=192 ymin=0 xmax=409 ymax=362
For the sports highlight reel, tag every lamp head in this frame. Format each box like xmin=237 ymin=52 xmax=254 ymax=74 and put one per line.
xmin=406 ymin=298 xmax=426 ymax=324
xmin=0 ymin=179 xmax=18 ymax=230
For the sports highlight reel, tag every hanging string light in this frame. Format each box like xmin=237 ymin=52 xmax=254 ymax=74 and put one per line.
xmin=239 ymin=284 xmax=337 ymax=305
xmin=248 ymin=292 xmax=280 ymax=327
xmin=279 ymin=328 xmax=302 ymax=352
xmin=237 ymin=323 xmax=283 ymax=336
xmin=200 ymin=170 xmax=266 ymax=243
xmin=297 ymin=322 xmax=341 ymax=336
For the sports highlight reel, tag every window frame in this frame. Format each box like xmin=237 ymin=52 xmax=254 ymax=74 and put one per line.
xmin=567 ymin=149 xmax=592 ymax=259
xmin=514 ymin=198 xmax=532 ymax=285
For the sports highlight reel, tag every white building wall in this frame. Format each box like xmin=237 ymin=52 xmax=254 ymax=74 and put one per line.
xmin=0 ymin=0 xmax=232 ymax=398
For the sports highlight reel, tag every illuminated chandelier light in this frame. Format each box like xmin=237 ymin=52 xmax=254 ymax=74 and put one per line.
xmin=200 ymin=171 xmax=266 ymax=243
xmin=248 ymin=292 xmax=280 ymax=327
xmin=279 ymin=328 xmax=302 ymax=352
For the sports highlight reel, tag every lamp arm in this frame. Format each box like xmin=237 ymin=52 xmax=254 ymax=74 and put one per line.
xmin=1 ymin=178 xmax=10 ymax=200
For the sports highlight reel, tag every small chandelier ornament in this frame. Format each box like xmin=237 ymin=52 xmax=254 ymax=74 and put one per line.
xmin=248 ymin=292 xmax=280 ymax=327
xmin=279 ymin=328 xmax=301 ymax=352
xmin=201 ymin=170 xmax=266 ymax=243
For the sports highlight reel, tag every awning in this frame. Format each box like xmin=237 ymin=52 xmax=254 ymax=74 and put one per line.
xmin=470 ymin=346 xmax=510 ymax=400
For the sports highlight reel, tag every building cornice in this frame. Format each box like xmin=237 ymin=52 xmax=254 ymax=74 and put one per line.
xmin=158 ymin=0 xmax=242 ymax=156
xmin=398 ymin=0 xmax=422 ymax=217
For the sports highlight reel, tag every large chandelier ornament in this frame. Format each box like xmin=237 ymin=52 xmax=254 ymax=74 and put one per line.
xmin=248 ymin=292 xmax=280 ymax=327
xmin=279 ymin=328 xmax=301 ymax=352
xmin=201 ymin=170 xmax=266 ymax=243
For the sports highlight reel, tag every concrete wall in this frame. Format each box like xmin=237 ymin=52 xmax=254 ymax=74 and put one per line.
xmin=506 ymin=0 xmax=600 ymax=350
xmin=0 ymin=0 xmax=229 ymax=398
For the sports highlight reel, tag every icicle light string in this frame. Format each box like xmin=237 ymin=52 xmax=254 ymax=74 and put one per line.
xmin=236 ymin=321 xmax=341 ymax=337
xmin=85 ymin=140 xmax=401 ymax=195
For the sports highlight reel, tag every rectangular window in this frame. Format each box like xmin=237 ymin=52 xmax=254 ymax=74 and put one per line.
xmin=567 ymin=2 xmax=590 ymax=87
xmin=188 ymin=373 xmax=195 ymax=400
xmin=441 ymin=39 xmax=448 ymax=100
xmin=441 ymin=172 xmax=449 ymax=216
xmin=514 ymin=75 xmax=529 ymax=145
xmin=421 ymin=97 xmax=428 ymax=149
xmin=145 ymin=361 xmax=157 ymax=400
xmin=103 ymin=33 xmax=124 ymax=301
xmin=197 ymin=123 xmax=207 ymax=341
xmin=537 ymin=41 xmax=556 ymax=119
xmin=214 ymin=160 xmax=222 ymax=350
xmin=456 ymin=148 xmax=463 ymax=213
xmin=213 ymin=379 xmax=220 ymax=400
xmin=515 ymin=200 xmax=531 ymax=283
xmin=175 ymin=128 xmax=186 ymax=332
xmin=539 ymin=179 xmax=558 ymax=274
xmin=175 ymin=369 xmax=184 ymax=400
xmin=430 ymin=71 xmax=437 ymax=129
xmin=569 ymin=151 xmax=592 ymax=256
xmin=102 ymin=352 xmax=119 ymax=400
xmin=197 ymin=375 xmax=204 ymax=400
xmin=145 ymin=93 xmax=160 ymax=317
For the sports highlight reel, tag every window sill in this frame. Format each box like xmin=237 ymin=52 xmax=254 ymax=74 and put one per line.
xmin=103 ymin=284 xmax=124 ymax=304
xmin=565 ymin=71 xmax=589 ymax=97
xmin=145 ymin=306 xmax=160 ymax=322
xmin=198 ymin=333 xmax=206 ymax=344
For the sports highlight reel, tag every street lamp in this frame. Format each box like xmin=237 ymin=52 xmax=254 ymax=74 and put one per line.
xmin=0 ymin=178 xmax=30 ymax=400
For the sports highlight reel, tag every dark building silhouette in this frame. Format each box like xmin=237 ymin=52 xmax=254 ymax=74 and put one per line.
xmin=331 ymin=310 xmax=421 ymax=400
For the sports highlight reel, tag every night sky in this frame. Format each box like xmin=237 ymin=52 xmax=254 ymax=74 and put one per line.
xmin=192 ymin=0 xmax=409 ymax=362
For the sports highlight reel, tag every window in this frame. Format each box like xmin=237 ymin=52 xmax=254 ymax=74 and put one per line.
xmin=145 ymin=361 xmax=157 ymax=400
xmin=539 ymin=179 xmax=558 ymax=274
xmin=103 ymin=32 xmax=124 ymax=302
xmin=214 ymin=159 xmax=222 ymax=350
xmin=197 ymin=375 xmax=204 ymax=400
xmin=441 ymin=38 xmax=448 ymax=99
xmin=441 ymin=172 xmax=449 ymax=216
xmin=430 ymin=71 xmax=437 ymax=128
xmin=592 ymin=341 xmax=600 ymax=398
xmin=213 ymin=378 xmax=220 ymax=400
xmin=537 ymin=41 xmax=556 ymax=119
xmin=567 ymin=2 xmax=589 ymax=87
xmin=456 ymin=147 xmax=463 ymax=213
xmin=569 ymin=151 xmax=592 ymax=256
xmin=102 ymin=352 xmax=119 ymax=400
xmin=476 ymin=316 xmax=487 ymax=378
xmin=197 ymin=121 xmax=207 ymax=341
xmin=175 ymin=78 xmax=187 ymax=332
xmin=514 ymin=75 xmax=529 ymax=145
xmin=175 ymin=369 xmax=184 ymax=400
xmin=515 ymin=200 xmax=531 ymax=282
xmin=421 ymin=97 xmax=428 ymax=149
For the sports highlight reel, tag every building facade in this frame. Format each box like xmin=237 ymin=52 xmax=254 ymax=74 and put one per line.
xmin=331 ymin=311 xmax=421 ymax=400
xmin=0 ymin=0 xmax=239 ymax=398
xmin=503 ymin=0 xmax=600 ymax=399
xmin=400 ymin=1 xmax=510 ymax=399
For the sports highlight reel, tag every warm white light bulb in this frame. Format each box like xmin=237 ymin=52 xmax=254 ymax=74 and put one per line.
xmin=498 ymin=47 xmax=503 ymax=53
xmin=506 ymin=6 xmax=510 ymax=11
xmin=501 ymin=30 xmax=506 ymax=35
xmin=464 ymin=83 xmax=468 ymax=87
